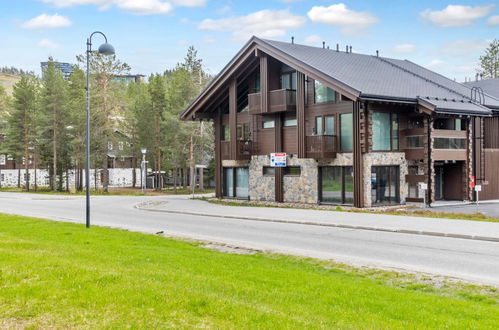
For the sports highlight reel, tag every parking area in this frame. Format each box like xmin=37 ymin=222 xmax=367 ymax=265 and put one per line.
xmin=428 ymin=202 xmax=499 ymax=218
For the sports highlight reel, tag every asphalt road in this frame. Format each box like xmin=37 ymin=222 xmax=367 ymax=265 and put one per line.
xmin=1 ymin=192 xmax=498 ymax=286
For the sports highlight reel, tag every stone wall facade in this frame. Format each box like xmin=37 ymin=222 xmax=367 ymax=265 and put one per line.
xmin=244 ymin=152 xmax=410 ymax=206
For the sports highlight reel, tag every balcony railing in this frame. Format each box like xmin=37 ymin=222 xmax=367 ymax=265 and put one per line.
xmin=248 ymin=89 xmax=296 ymax=115
xmin=220 ymin=140 xmax=253 ymax=160
xmin=305 ymin=135 xmax=337 ymax=159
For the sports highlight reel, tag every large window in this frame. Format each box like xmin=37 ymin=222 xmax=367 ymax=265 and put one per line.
xmin=262 ymin=120 xmax=275 ymax=129
xmin=315 ymin=115 xmax=334 ymax=135
xmin=340 ymin=113 xmax=353 ymax=151
xmin=221 ymin=125 xmax=230 ymax=141
xmin=372 ymin=112 xmax=398 ymax=151
xmin=319 ymin=166 xmax=353 ymax=204
xmin=434 ymin=138 xmax=466 ymax=149
xmin=236 ymin=123 xmax=250 ymax=140
xmin=280 ymin=64 xmax=296 ymax=90
xmin=223 ymin=167 xmax=249 ymax=199
xmin=314 ymin=81 xmax=336 ymax=103
xmin=371 ymin=166 xmax=400 ymax=205
xmin=406 ymin=136 xmax=424 ymax=148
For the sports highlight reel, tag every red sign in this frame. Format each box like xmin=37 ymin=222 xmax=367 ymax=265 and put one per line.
xmin=470 ymin=176 xmax=475 ymax=188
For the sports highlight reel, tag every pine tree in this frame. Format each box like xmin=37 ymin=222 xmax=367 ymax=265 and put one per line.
xmin=4 ymin=75 xmax=38 ymax=191
xmin=479 ymin=39 xmax=499 ymax=79
xmin=39 ymin=58 xmax=69 ymax=191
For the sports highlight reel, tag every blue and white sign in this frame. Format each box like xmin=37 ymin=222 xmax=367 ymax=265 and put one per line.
xmin=270 ymin=153 xmax=287 ymax=167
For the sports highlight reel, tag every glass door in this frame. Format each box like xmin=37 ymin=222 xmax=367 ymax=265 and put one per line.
xmin=235 ymin=167 xmax=249 ymax=198
xmin=224 ymin=168 xmax=234 ymax=197
xmin=319 ymin=166 xmax=353 ymax=205
xmin=371 ymin=166 xmax=400 ymax=205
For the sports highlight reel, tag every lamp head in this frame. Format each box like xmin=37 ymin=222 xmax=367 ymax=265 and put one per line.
xmin=98 ymin=42 xmax=115 ymax=55
xmin=141 ymin=148 xmax=147 ymax=154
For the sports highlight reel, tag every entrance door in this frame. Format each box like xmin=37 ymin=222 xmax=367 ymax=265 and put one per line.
xmin=435 ymin=166 xmax=443 ymax=200
xmin=319 ymin=166 xmax=353 ymax=204
xmin=371 ymin=166 xmax=400 ymax=205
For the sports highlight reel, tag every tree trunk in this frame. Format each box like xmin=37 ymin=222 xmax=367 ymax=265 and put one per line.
xmin=17 ymin=168 xmax=21 ymax=188
xmin=34 ymin=156 xmax=37 ymax=191
xmin=102 ymin=157 xmax=109 ymax=193
xmin=52 ymin=118 xmax=57 ymax=191
xmin=132 ymin=156 xmax=136 ymax=188
xmin=24 ymin=150 xmax=30 ymax=192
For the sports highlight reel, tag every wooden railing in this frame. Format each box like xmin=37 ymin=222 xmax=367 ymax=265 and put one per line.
xmin=305 ymin=135 xmax=337 ymax=159
xmin=248 ymin=89 xmax=296 ymax=115
xmin=237 ymin=140 xmax=252 ymax=160
xmin=220 ymin=141 xmax=230 ymax=160
xmin=220 ymin=140 xmax=252 ymax=160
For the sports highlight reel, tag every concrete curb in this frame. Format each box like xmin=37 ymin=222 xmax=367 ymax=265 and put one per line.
xmin=135 ymin=204 xmax=499 ymax=243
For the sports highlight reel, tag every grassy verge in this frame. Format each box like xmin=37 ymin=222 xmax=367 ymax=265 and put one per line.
xmin=197 ymin=197 xmax=499 ymax=223
xmin=0 ymin=186 xmax=214 ymax=196
xmin=0 ymin=214 xmax=498 ymax=328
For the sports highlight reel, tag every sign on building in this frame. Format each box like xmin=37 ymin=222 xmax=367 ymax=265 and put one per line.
xmin=270 ymin=153 xmax=287 ymax=167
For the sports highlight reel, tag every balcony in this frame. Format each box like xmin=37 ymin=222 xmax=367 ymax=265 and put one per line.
xmin=305 ymin=135 xmax=337 ymax=159
xmin=220 ymin=140 xmax=253 ymax=160
xmin=248 ymin=89 xmax=296 ymax=115
xmin=433 ymin=129 xmax=467 ymax=161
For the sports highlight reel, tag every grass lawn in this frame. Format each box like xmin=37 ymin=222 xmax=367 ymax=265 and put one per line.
xmin=0 ymin=214 xmax=498 ymax=328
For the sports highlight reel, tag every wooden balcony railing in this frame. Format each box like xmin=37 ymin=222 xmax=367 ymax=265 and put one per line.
xmin=220 ymin=140 xmax=253 ymax=160
xmin=237 ymin=140 xmax=252 ymax=160
xmin=248 ymin=89 xmax=296 ymax=115
xmin=220 ymin=141 xmax=230 ymax=160
xmin=305 ymin=135 xmax=337 ymax=159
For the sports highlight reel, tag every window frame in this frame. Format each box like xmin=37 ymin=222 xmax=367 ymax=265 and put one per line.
xmin=372 ymin=111 xmax=399 ymax=152
xmin=262 ymin=120 xmax=275 ymax=129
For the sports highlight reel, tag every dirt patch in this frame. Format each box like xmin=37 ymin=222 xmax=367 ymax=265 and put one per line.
xmin=201 ymin=243 xmax=259 ymax=255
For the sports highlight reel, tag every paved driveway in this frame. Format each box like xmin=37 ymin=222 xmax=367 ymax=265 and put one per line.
xmin=429 ymin=202 xmax=499 ymax=218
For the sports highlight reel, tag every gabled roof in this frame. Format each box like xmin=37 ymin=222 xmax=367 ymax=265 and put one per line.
xmin=464 ymin=78 xmax=499 ymax=99
xmin=181 ymin=37 xmax=495 ymax=120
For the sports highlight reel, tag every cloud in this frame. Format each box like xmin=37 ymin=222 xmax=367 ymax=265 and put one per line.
xmin=198 ymin=9 xmax=306 ymax=41
xmin=420 ymin=4 xmax=495 ymax=27
xmin=307 ymin=3 xmax=378 ymax=35
xmin=304 ymin=35 xmax=322 ymax=44
xmin=22 ymin=13 xmax=72 ymax=29
xmin=117 ymin=0 xmax=172 ymax=15
xmin=38 ymin=38 xmax=60 ymax=48
xmin=440 ymin=39 xmax=492 ymax=56
xmin=487 ymin=15 xmax=499 ymax=26
xmin=393 ymin=44 xmax=417 ymax=54
xmin=37 ymin=0 xmax=204 ymax=15
xmin=426 ymin=59 xmax=446 ymax=70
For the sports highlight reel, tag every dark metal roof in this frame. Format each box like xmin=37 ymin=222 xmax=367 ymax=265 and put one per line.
xmin=261 ymin=38 xmax=496 ymax=114
xmin=181 ymin=37 xmax=495 ymax=119
xmin=464 ymin=78 xmax=499 ymax=99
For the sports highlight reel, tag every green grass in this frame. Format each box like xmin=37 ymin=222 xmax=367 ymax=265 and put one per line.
xmin=198 ymin=197 xmax=499 ymax=223
xmin=0 ymin=214 xmax=498 ymax=328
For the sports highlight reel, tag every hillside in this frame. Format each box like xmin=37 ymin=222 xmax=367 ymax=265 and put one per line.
xmin=0 ymin=73 xmax=21 ymax=95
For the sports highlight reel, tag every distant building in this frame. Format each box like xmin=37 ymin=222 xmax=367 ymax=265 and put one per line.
xmin=110 ymin=74 xmax=146 ymax=84
xmin=40 ymin=61 xmax=74 ymax=80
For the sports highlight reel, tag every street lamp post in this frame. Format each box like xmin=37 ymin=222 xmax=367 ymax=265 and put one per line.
xmin=86 ymin=31 xmax=115 ymax=228
xmin=141 ymin=148 xmax=147 ymax=194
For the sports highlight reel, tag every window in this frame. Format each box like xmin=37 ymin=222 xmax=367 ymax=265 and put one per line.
xmin=0 ymin=154 xmax=5 ymax=165
xmin=263 ymin=167 xmax=275 ymax=176
xmin=325 ymin=116 xmax=335 ymax=135
xmin=108 ymin=141 xmax=113 ymax=150
xmin=0 ymin=174 xmax=4 ymax=182
xmin=255 ymin=73 xmax=261 ymax=93
xmin=221 ymin=125 xmax=230 ymax=141
xmin=371 ymin=166 xmax=400 ymax=205
xmin=314 ymin=81 xmax=336 ymax=104
xmin=372 ymin=112 xmax=398 ymax=151
xmin=406 ymin=136 xmax=424 ymax=148
xmin=237 ymin=124 xmax=250 ymax=140
xmin=283 ymin=113 xmax=297 ymax=127
xmin=280 ymin=64 xmax=296 ymax=90
xmin=340 ymin=113 xmax=353 ymax=151
xmin=319 ymin=166 xmax=353 ymax=204
xmin=434 ymin=138 xmax=466 ymax=149
xmin=263 ymin=120 xmax=275 ymax=129
xmin=283 ymin=166 xmax=301 ymax=176
xmin=223 ymin=167 xmax=249 ymax=198
xmin=315 ymin=117 xmax=323 ymax=135
xmin=118 ymin=141 xmax=124 ymax=150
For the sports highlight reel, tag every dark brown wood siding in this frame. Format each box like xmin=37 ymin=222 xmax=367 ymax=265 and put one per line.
xmin=484 ymin=117 xmax=499 ymax=148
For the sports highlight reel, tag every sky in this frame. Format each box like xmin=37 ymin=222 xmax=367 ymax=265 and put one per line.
xmin=1 ymin=0 xmax=498 ymax=82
